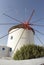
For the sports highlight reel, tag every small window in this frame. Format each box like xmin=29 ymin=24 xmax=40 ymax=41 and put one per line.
xmin=2 ymin=48 xmax=5 ymax=51
xmin=11 ymin=36 xmax=13 ymax=39
xmin=10 ymin=48 xmax=12 ymax=52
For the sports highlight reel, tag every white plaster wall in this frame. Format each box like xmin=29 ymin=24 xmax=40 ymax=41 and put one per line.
xmin=0 ymin=46 xmax=10 ymax=57
xmin=0 ymin=57 xmax=44 ymax=65
xmin=7 ymin=28 xmax=34 ymax=52
xmin=0 ymin=46 xmax=11 ymax=57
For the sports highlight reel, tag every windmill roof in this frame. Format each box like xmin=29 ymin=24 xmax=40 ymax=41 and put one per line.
xmin=8 ymin=24 xmax=35 ymax=34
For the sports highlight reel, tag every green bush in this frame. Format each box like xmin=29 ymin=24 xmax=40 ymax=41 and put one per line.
xmin=13 ymin=44 xmax=44 ymax=60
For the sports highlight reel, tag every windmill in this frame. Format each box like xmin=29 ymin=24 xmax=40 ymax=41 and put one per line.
xmin=0 ymin=9 xmax=44 ymax=53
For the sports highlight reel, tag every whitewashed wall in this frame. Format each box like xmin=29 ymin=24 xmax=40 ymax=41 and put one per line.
xmin=0 ymin=46 xmax=12 ymax=57
xmin=7 ymin=28 xmax=34 ymax=52
xmin=0 ymin=57 xmax=44 ymax=65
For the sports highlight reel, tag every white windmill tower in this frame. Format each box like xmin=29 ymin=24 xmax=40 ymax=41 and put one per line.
xmin=7 ymin=23 xmax=35 ymax=51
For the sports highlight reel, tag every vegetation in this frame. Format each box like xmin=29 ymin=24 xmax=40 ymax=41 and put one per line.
xmin=13 ymin=44 xmax=44 ymax=60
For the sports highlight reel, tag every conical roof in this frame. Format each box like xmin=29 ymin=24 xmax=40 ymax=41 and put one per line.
xmin=8 ymin=24 xmax=35 ymax=34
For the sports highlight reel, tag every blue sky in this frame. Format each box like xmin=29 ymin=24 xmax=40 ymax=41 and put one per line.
xmin=0 ymin=0 xmax=44 ymax=46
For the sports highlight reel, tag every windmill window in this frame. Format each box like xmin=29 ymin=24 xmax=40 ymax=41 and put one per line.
xmin=11 ymin=36 xmax=13 ymax=39
xmin=2 ymin=48 xmax=5 ymax=51
xmin=10 ymin=48 xmax=12 ymax=52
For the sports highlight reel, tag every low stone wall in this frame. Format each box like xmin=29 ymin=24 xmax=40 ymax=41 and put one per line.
xmin=0 ymin=57 xmax=44 ymax=65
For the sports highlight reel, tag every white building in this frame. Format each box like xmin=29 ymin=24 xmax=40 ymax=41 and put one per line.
xmin=0 ymin=46 xmax=12 ymax=57
xmin=7 ymin=24 xmax=35 ymax=53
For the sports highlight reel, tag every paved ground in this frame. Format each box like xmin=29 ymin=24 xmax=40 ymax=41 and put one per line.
xmin=0 ymin=57 xmax=44 ymax=65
